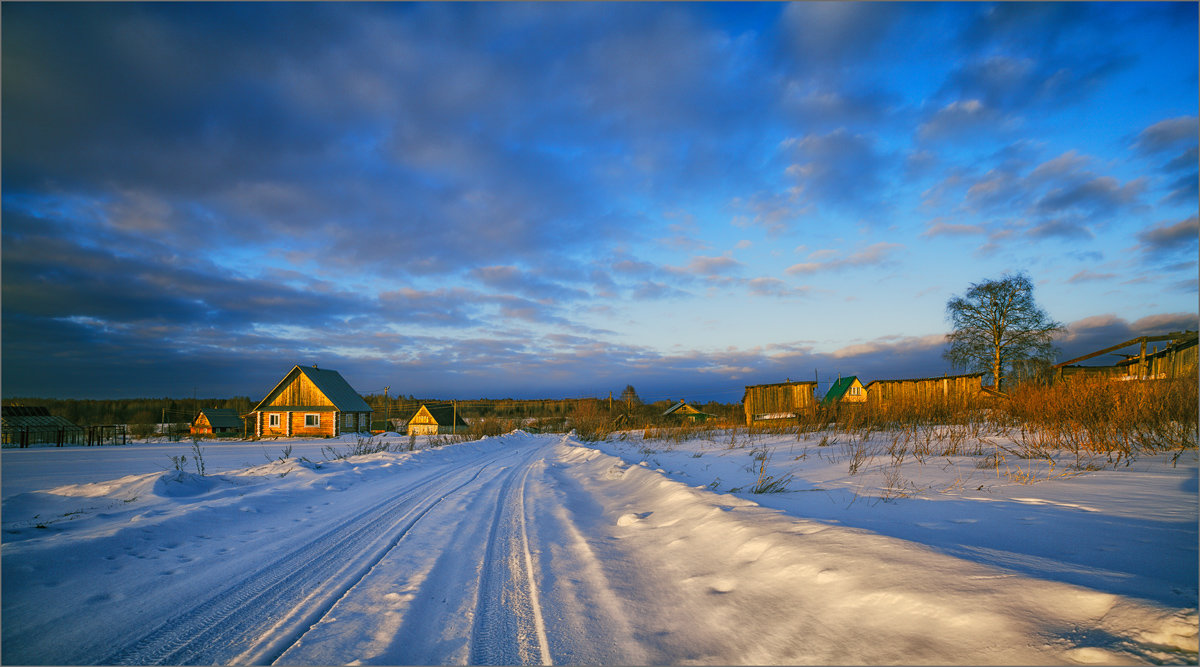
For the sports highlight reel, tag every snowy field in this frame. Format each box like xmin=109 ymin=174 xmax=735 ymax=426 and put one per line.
xmin=2 ymin=429 xmax=1196 ymax=665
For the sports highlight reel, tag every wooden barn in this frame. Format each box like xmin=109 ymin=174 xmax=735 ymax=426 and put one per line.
xmin=742 ymin=380 xmax=818 ymax=426
xmin=406 ymin=404 xmax=467 ymax=436
xmin=190 ymin=408 xmax=243 ymax=436
xmin=821 ymin=376 xmax=867 ymax=406
xmin=251 ymin=365 xmax=373 ymax=438
xmin=864 ymin=372 xmax=985 ymax=408
xmin=662 ymin=400 xmax=714 ymax=423
xmin=1053 ymin=331 xmax=1198 ymax=381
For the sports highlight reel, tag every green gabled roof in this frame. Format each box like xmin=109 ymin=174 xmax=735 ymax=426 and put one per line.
xmin=821 ymin=376 xmax=860 ymax=405
xmin=253 ymin=365 xmax=373 ymax=413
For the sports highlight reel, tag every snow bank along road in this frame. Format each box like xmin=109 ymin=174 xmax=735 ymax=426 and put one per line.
xmin=3 ymin=432 xmax=1196 ymax=665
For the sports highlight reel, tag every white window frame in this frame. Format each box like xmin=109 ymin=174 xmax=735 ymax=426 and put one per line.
xmin=343 ymin=413 xmax=353 ymax=428
xmin=269 ymin=413 xmax=281 ymax=427
xmin=305 ymin=413 xmax=321 ymax=427
xmin=849 ymin=386 xmax=861 ymax=396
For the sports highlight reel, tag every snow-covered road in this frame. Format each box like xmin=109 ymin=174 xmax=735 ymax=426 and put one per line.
xmin=3 ymin=432 xmax=1196 ymax=665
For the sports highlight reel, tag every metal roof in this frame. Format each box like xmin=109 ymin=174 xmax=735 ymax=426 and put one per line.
xmin=252 ymin=365 xmax=373 ymax=413
xmin=821 ymin=376 xmax=860 ymax=404
xmin=416 ymin=404 xmax=467 ymax=426
xmin=196 ymin=408 xmax=243 ymax=429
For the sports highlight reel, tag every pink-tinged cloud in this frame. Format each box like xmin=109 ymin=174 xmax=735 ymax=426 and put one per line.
xmin=785 ymin=242 xmax=903 ymax=275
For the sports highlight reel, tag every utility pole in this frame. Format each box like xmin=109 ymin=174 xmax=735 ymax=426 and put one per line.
xmin=452 ymin=400 xmax=457 ymax=435
xmin=384 ymin=386 xmax=390 ymax=433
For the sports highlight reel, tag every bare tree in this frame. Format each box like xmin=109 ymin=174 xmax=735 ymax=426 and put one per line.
xmin=944 ymin=273 xmax=1065 ymax=391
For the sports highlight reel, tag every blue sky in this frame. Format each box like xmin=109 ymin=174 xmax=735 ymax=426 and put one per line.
xmin=3 ymin=2 xmax=1197 ymax=402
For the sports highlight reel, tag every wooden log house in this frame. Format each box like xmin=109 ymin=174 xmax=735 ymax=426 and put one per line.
xmin=661 ymin=400 xmax=714 ymax=422
xmin=406 ymin=404 xmax=467 ymax=436
xmin=820 ymin=376 xmax=867 ymax=406
xmin=251 ymin=365 xmax=373 ymax=438
xmin=190 ymin=408 xmax=243 ymax=436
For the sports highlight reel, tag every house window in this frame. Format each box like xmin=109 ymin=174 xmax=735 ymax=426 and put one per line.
xmin=305 ymin=414 xmax=321 ymax=427
xmin=849 ymin=386 xmax=861 ymax=396
xmin=343 ymin=413 xmax=353 ymax=428
xmin=269 ymin=413 xmax=281 ymax=427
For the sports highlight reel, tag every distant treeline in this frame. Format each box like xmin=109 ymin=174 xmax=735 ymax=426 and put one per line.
xmin=4 ymin=394 xmax=742 ymax=428
xmin=3 ymin=397 xmax=253 ymax=427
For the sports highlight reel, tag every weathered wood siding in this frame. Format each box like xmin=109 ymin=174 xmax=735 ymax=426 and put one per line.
xmin=866 ymin=374 xmax=983 ymax=407
xmin=266 ymin=373 xmax=334 ymax=408
xmin=743 ymin=382 xmax=818 ymax=426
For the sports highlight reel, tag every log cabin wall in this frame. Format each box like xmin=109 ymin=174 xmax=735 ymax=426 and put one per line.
xmin=290 ymin=411 xmax=336 ymax=438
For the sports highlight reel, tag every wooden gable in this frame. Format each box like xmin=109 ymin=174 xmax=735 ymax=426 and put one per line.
xmin=263 ymin=370 xmax=335 ymax=409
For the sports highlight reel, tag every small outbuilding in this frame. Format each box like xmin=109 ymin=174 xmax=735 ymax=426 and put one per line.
xmin=251 ymin=365 xmax=373 ymax=438
xmin=821 ymin=376 xmax=867 ymax=406
xmin=742 ymin=380 xmax=819 ymax=426
xmin=191 ymin=408 xmax=243 ymax=436
xmin=406 ymin=404 xmax=467 ymax=436
xmin=661 ymin=400 xmax=714 ymax=423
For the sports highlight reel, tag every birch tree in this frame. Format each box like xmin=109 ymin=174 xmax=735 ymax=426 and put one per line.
xmin=944 ymin=273 xmax=1065 ymax=391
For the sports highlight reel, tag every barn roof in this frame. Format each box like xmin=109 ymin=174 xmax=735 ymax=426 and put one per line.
xmin=252 ymin=365 xmax=373 ymax=413
xmin=821 ymin=376 xmax=860 ymax=404
xmin=196 ymin=408 xmax=243 ymax=429
xmin=863 ymin=372 xmax=984 ymax=388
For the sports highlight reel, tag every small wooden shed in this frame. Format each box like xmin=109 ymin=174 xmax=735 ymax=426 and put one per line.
xmin=742 ymin=380 xmax=818 ymax=426
xmin=252 ymin=365 xmax=373 ymax=438
xmin=406 ymin=404 xmax=467 ymax=436
xmin=821 ymin=376 xmax=867 ymax=406
xmin=661 ymin=400 xmax=714 ymax=422
xmin=191 ymin=408 xmax=243 ymax=436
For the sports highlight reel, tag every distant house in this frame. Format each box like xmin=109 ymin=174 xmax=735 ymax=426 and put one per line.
xmin=821 ymin=376 xmax=867 ymax=406
xmin=1 ymin=406 xmax=84 ymax=447
xmin=191 ymin=408 xmax=243 ymax=436
xmin=251 ymin=365 xmax=373 ymax=438
xmin=742 ymin=380 xmax=818 ymax=426
xmin=661 ymin=400 xmax=714 ymax=422
xmin=406 ymin=403 xmax=467 ymax=436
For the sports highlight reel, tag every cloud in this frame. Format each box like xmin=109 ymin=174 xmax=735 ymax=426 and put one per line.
xmin=917 ymin=99 xmax=1007 ymax=142
xmin=1133 ymin=216 xmax=1200 ymax=260
xmin=745 ymin=278 xmax=810 ymax=299
xmin=781 ymin=128 xmax=889 ymax=211
xmin=785 ymin=242 xmax=903 ymax=275
xmin=1027 ymin=218 xmax=1093 ymax=241
xmin=1035 ymin=176 xmax=1146 ymax=216
xmin=1066 ymin=270 xmax=1117 ymax=284
xmin=1132 ymin=116 xmax=1198 ymax=155
xmin=921 ymin=221 xmax=986 ymax=238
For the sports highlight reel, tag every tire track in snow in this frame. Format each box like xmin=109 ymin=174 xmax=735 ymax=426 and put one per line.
xmin=468 ymin=451 xmax=552 ymax=665
xmin=100 ymin=448 xmax=521 ymax=666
